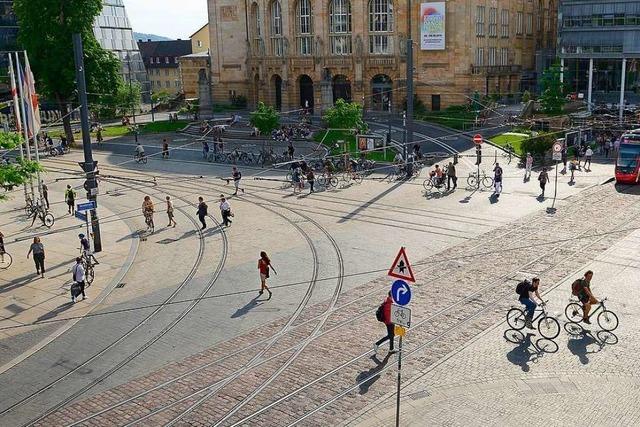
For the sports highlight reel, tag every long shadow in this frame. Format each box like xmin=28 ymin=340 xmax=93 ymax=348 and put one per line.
xmin=506 ymin=331 xmax=535 ymax=372
xmin=35 ymin=301 xmax=75 ymax=323
xmin=489 ymin=193 xmax=500 ymax=204
xmin=459 ymin=188 xmax=478 ymax=204
xmin=567 ymin=331 xmax=598 ymax=365
xmin=338 ymin=180 xmax=406 ymax=223
xmin=230 ymin=295 xmax=263 ymax=318
xmin=0 ymin=258 xmax=75 ymax=295
xmin=355 ymin=353 xmax=392 ymax=395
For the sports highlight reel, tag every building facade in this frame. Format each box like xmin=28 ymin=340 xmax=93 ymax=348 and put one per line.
xmin=558 ymin=0 xmax=640 ymax=109
xmin=0 ymin=0 xmax=18 ymax=92
xmin=207 ymin=0 xmax=556 ymax=112
xmin=139 ymin=39 xmax=192 ymax=96
xmin=191 ymin=23 xmax=211 ymax=54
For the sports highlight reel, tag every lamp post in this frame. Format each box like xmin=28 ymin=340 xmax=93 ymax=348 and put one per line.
xmin=126 ymin=55 xmax=138 ymax=142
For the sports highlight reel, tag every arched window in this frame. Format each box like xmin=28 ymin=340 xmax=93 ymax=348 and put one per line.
xmin=329 ymin=0 xmax=352 ymax=55
xmin=369 ymin=0 xmax=393 ymax=54
xmin=296 ymin=0 xmax=313 ymax=55
xmin=271 ymin=1 xmax=284 ymax=56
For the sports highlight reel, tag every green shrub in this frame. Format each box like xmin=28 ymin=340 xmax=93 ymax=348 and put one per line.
xmin=521 ymin=133 xmax=555 ymax=155
xmin=522 ymin=90 xmax=531 ymax=103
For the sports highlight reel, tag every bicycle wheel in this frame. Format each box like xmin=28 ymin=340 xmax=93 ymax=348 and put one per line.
xmin=0 ymin=253 xmax=12 ymax=269
xmin=537 ymin=315 xmax=560 ymax=340
xmin=328 ymin=176 xmax=339 ymax=188
xmin=317 ymin=176 xmax=327 ymax=187
xmin=85 ymin=265 xmax=95 ymax=285
xmin=506 ymin=308 xmax=526 ymax=330
xmin=565 ymin=303 xmax=583 ymax=323
xmin=482 ymin=176 xmax=494 ymax=189
xmin=597 ymin=310 xmax=619 ymax=331
xmin=422 ymin=179 xmax=434 ymax=192
xmin=353 ymin=173 xmax=363 ymax=184
xmin=43 ymin=213 xmax=55 ymax=228
xmin=387 ymin=172 xmax=397 ymax=183
xmin=467 ymin=175 xmax=478 ymax=188
xmin=285 ymin=172 xmax=293 ymax=182
xmin=142 ymin=156 xmax=148 ymax=164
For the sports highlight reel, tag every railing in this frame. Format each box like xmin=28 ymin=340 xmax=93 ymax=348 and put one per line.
xmin=471 ymin=65 xmax=522 ymax=75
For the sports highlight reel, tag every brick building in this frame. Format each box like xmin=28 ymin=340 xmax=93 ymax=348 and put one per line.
xmin=206 ymin=0 xmax=556 ymax=112
xmin=138 ymin=39 xmax=192 ymax=96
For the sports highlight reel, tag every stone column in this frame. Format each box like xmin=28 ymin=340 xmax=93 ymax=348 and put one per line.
xmin=587 ymin=58 xmax=593 ymax=112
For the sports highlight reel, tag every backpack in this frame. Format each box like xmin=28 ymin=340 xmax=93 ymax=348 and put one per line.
xmin=571 ymin=279 xmax=585 ymax=296
xmin=515 ymin=280 xmax=529 ymax=298
xmin=375 ymin=304 xmax=385 ymax=322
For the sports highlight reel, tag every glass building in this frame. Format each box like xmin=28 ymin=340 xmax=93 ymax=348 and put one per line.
xmin=0 ymin=0 xmax=19 ymax=86
xmin=93 ymin=0 xmax=149 ymax=100
xmin=558 ymin=0 xmax=640 ymax=109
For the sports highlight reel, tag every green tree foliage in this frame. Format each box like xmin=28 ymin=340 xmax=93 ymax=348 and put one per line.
xmin=14 ymin=0 xmax=122 ymax=143
xmin=250 ymin=102 xmax=280 ymax=135
xmin=522 ymin=90 xmax=532 ymax=103
xmin=521 ymin=132 xmax=556 ymax=156
xmin=151 ymin=90 xmax=172 ymax=105
xmin=539 ymin=62 xmax=566 ymax=115
xmin=322 ymin=99 xmax=367 ymax=132
xmin=0 ymin=133 xmax=42 ymax=200
xmin=114 ymin=82 xmax=142 ymax=116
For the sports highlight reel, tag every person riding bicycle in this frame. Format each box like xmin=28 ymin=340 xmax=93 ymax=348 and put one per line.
xmin=135 ymin=143 xmax=145 ymax=159
xmin=142 ymin=195 xmax=155 ymax=232
xmin=572 ymin=270 xmax=598 ymax=324
xmin=429 ymin=164 xmax=444 ymax=186
xmin=516 ymin=277 xmax=543 ymax=329
xmin=78 ymin=233 xmax=99 ymax=266
xmin=324 ymin=158 xmax=336 ymax=178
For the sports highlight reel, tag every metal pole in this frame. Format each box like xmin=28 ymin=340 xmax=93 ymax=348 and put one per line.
xmin=587 ymin=58 xmax=593 ymax=112
xmin=560 ymin=58 xmax=564 ymax=84
xmin=551 ymin=161 xmax=558 ymax=210
xmin=406 ymin=0 xmax=414 ymax=168
xmin=395 ymin=336 xmax=403 ymax=427
xmin=7 ymin=53 xmax=29 ymax=205
xmin=14 ymin=52 xmax=35 ymax=202
xmin=73 ymin=33 xmax=102 ymax=253
xmin=23 ymin=51 xmax=44 ymax=204
xmin=619 ymin=58 xmax=626 ymax=123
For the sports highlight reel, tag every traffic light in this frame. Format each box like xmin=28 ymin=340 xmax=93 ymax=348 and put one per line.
xmin=476 ymin=145 xmax=482 ymax=165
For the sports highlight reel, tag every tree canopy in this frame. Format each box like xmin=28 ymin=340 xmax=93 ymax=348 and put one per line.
xmin=539 ymin=62 xmax=567 ymax=115
xmin=322 ymin=99 xmax=367 ymax=132
xmin=250 ymin=102 xmax=280 ymax=135
xmin=0 ymin=133 xmax=42 ymax=201
xmin=14 ymin=0 xmax=122 ymax=141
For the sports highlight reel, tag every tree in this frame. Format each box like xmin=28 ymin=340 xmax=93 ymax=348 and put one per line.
xmin=151 ymin=90 xmax=171 ymax=106
xmin=322 ymin=99 xmax=367 ymax=132
xmin=250 ymin=102 xmax=280 ymax=135
xmin=0 ymin=133 xmax=42 ymax=201
xmin=114 ymin=82 xmax=142 ymax=116
xmin=14 ymin=0 xmax=122 ymax=144
xmin=539 ymin=62 xmax=567 ymax=115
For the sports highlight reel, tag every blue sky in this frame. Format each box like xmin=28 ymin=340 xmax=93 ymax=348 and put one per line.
xmin=124 ymin=0 xmax=208 ymax=40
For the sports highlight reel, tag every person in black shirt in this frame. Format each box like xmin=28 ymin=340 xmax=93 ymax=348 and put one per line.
xmin=196 ymin=197 xmax=208 ymax=230
xmin=517 ymin=277 xmax=543 ymax=328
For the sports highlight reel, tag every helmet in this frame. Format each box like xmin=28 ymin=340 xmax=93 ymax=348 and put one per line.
xmin=78 ymin=233 xmax=85 ymax=238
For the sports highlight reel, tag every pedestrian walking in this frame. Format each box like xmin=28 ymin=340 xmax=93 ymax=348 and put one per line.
xmin=197 ymin=197 xmax=208 ymax=230
xmin=287 ymin=141 xmax=295 ymax=159
xmin=569 ymin=159 xmax=578 ymax=183
xmin=219 ymin=195 xmax=233 ymax=227
xmin=306 ymin=169 xmax=315 ymax=193
xmin=525 ymin=153 xmax=533 ymax=180
xmin=227 ymin=166 xmax=245 ymax=195
xmin=42 ymin=182 xmax=49 ymax=209
xmin=561 ymin=148 xmax=568 ymax=174
xmin=64 ymin=185 xmax=76 ymax=215
xmin=26 ymin=236 xmax=45 ymax=278
xmin=538 ymin=167 xmax=549 ymax=197
xmin=71 ymin=257 xmax=86 ymax=303
xmin=142 ymin=195 xmax=155 ymax=233
xmin=446 ymin=162 xmax=457 ymax=190
xmin=373 ymin=291 xmax=397 ymax=354
xmin=202 ymin=140 xmax=210 ymax=159
xmin=292 ymin=167 xmax=303 ymax=194
xmin=166 ymin=196 xmax=177 ymax=227
xmin=605 ymin=139 xmax=612 ymax=158
xmin=584 ymin=146 xmax=593 ymax=171
xmin=258 ymin=251 xmax=274 ymax=299
xmin=493 ymin=163 xmax=503 ymax=195
xmin=0 ymin=230 xmax=5 ymax=264
xmin=162 ymin=138 xmax=169 ymax=159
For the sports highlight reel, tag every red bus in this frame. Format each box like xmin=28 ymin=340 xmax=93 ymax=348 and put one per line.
xmin=615 ymin=133 xmax=640 ymax=184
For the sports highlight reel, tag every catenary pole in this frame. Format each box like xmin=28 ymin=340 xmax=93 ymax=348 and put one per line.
xmin=7 ymin=53 xmax=29 ymax=205
xmin=14 ymin=52 xmax=35 ymax=202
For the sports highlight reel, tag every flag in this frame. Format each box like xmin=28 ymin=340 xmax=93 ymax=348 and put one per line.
xmin=22 ymin=53 xmax=41 ymax=137
xmin=7 ymin=54 xmax=23 ymax=134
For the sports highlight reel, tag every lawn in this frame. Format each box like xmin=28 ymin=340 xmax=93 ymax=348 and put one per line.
xmin=314 ymin=130 xmax=396 ymax=162
xmin=490 ymin=132 xmax=529 ymax=155
xmin=417 ymin=107 xmax=478 ymax=130
xmin=139 ymin=120 xmax=190 ymax=133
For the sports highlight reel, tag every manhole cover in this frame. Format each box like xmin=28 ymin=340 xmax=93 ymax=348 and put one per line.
xmin=115 ymin=283 xmax=126 ymax=289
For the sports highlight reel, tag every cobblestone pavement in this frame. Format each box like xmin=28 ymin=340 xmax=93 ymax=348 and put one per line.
xmin=10 ymin=169 xmax=638 ymax=427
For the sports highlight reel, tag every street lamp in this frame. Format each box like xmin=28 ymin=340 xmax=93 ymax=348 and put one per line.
xmin=125 ymin=54 xmax=138 ymax=142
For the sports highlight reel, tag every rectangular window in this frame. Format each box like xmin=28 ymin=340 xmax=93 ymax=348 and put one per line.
xmin=526 ymin=13 xmax=533 ymax=35
xmin=501 ymin=10 xmax=509 ymax=38
xmin=476 ymin=6 xmax=485 ymax=36
xmin=150 ymin=81 xmax=154 ymax=87
xmin=488 ymin=47 xmax=496 ymax=66
xmin=165 ymin=81 xmax=170 ymax=88
xmin=330 ymin=36 xmax=352 ymax=55
xmin=369 ymin=35 xmax=393 ymax=54
xmin=489 ymin=8 xmax=497 ymax=37
xmin=475 ymin=47 xmax=484 ymax=66
xmin=516 ymin=11 xmax=523 ymax=35
xmin=175 ymin=80 xmax=180 ymax=88
xmin=500 ymin=48 xmax=508 ymax=66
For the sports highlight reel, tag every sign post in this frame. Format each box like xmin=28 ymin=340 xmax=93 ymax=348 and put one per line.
xmin=550 ymin=141 xmax=563 ymax=213
xmin=388 ymin=248 xmax=415 ymax=427
xmin=473 ymin=134 xmax=483 ymax=189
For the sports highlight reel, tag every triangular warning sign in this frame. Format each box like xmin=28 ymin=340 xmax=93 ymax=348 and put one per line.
xmin=387 ymin=247 xmax=415 ymax=282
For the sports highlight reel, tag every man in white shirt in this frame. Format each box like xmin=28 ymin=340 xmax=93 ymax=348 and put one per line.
xmin=135 ymin=143 xmax=145 ymax=158
xmin=584 ymin=147 xmax=593 ymax=171
xmin=72 ymin=257 xmax=86 ymax=302
xmin=525 ymin=153 xmax=533 ymax=180
xmin=219 ymin=195 xmax=233 ymax=227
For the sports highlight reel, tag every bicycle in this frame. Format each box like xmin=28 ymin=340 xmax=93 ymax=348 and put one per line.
xmin=467 ymin=170 xmax=494 ymax=189
xmin=565 ymin=297 xmax=618 ymax=331
xmin=422 ymin=175 xmax=447 ymax=194
xmin=207 ymin=151 xmax=226 ymax=163
xmin=134 ymin=152 xmax=147 ymax=164
xmin=507 ymin=301 xmax=560 ymax=340
xmin=27 ymin=204 xmax=55 ymax=228
xmin=0 ymin=251 xmax=12 ymax=269
xmin=317 ymin=173 xmax=338 ymax=189
xmin=340 ymin=171 xmax=363 ymax=186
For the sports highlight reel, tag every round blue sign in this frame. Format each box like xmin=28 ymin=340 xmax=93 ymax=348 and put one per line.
xmin=391 ymin=280 xmax=412 ymax=306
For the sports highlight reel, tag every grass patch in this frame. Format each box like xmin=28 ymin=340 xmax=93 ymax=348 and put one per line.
xmin=490 ymin=133 xmax=529 ymax=155
xmin=314 ymin=130 xmax=396 ymax=162
xmin=139 ymin=120 xmax=189 ymax=134
xmin=417 ymin=106 xmax=478 ymax=130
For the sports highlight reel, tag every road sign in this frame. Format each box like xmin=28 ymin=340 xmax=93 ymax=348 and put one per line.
xmin=77 ymin=201 xmax=96 ymax=212
xmin=391 ymin=304 xmax=411 ymax=328
xmin=552 ymin=142 xmax=563 ymax=161
xmin=387 ymin=247 xmax=416 ymax=282
xmin=391 ymin=280 xmax=412 ymax=306
xmin=473 ymin=134 xmax=483 ymax=145
xmin=394 ymin=325 xmax=407 ymax=337
xmin=75 ymin=211 xmax=87 ymax=222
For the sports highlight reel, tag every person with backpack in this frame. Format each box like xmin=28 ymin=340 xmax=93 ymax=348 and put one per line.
xmin=258 ymin=251 xmax=274 ymax=299
xmin=196 ymin=196 xmax=208 ymax=230
xmin=538 ymin=167 xmax=550 ymax=197
xmin=571 ymin=270 xmax=598 ymax=324
xmin=373 ymin=291 xmax=397 ymax=354
xmin=493 ymin=163 xmax=503 ymax=195
xmin=64 ymin=185 xmax=76 ymax=215
xmin=515 ymin=278 xmax=543 ymax=329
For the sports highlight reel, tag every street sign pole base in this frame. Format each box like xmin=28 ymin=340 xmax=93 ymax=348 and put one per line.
xmin=546 ymin=207 xmax=557 ymax=214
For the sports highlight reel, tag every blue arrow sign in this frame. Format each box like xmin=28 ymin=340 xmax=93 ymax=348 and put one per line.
xmin=76 ymin=201 xmax=96 ymax=212
xmin=75 ymin=211 xmax=87 ymax=222
xmin=391 ymin=279 xmax=411 ymax=306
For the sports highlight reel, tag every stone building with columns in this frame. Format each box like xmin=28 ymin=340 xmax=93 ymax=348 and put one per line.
xmin=207 ymin=0 xmax=556 ymax=113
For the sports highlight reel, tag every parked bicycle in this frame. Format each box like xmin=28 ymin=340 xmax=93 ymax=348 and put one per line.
xmin=47 ymin=143 xmax=70 ymax=157
xmin=565 ymin=297 xmax=618 ymax=331
xmin=422 ymin=175 xmax=447 ymax=194
xmin=467 ymin=170 xmax=494 ymax=189
xmin=507 ymin=300 xmax=560 ymax=339
xmin=27 ymin=204 xmax=55 ymax=228
xmin=0 ymin=251 xmax=12 ymax=269
xmin=317 ymin=173 xmax=339 ymax=189
xmin=340 ymin=171 xmax=364 ymax=186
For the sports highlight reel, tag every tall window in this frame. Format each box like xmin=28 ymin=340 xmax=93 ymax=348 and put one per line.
xmin=329 ymin=0 xmax=352 ymax=55
xmin=500 ymin=9 xmax=509 ymax=37
xmin=296 ymin=0 xmax=313 ymax=55
xmin=537 ymin=0 xmax=543 ymax=32
xmin=250 ymin=3 xmax=264 ymax=55
xmin=500 ymin=48 xmax=509 ymax=65
xmin=516 ymin=11 xmax=523 ymax=35
xmin=489 ymin=8 xmax=497 ymax=37
xmin=476 ymin=6 xmax=485 ymax=36
xmin=488 ymin=47 xmax=496 ymax=66
xmin=369 ymin=0 xmax=394 ymax=54
xmin=270 ymin=1 xmax=284 ymax=56
xmin=475 ymin=47 xmax=484 ymax=67
xmin=526 ymin=13 xmax=533 ymax=35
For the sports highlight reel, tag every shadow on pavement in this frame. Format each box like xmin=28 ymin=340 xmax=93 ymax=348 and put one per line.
xmin=356 ymin=353 xmax=392 ymax=395
xmin=504 ymin=329 xmax=558 ymax=370
xmin=231 ymin=295 xmax=263 ymax=318
xmin=338 ymin=180 xmax=406 ymax=223
xmin=567 ymin=331 xmax=598 ymax=364
xmin=35 ymin=301 xmax=75 ymax=323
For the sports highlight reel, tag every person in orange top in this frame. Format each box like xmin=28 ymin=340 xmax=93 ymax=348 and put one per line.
xmin=258 ymin=251 xmax=275 ymax=299
xmin=374 ymin=291 xmax=397 ymax=354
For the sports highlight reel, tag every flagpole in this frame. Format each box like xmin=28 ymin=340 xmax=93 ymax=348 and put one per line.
xmin=14 ymin=52 xmax=35 ymax=202
xmin=7 ymin=53 xmax=29 ymax=205
xmin=23 ymin=51 xmax=43 ymax=202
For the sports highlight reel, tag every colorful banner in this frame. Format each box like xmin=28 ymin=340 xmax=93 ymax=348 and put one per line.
xmin=420 ymin=2 xmax=446 ymax=50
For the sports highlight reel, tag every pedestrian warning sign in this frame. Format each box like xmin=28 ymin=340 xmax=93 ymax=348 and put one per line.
xmin=387 ymin=247 xmax=416 ymax=282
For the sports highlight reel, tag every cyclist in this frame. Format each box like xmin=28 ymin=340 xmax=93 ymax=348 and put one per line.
xmin=142 ymin=195 xmax=155 ymax=232
xmin=78 ymin=233 xmax=99 ymax=266
xmin=572 ymin=270 xmax=598 ymax=324
xmin=430 ymin=164 xmax=444 ymax=186
xmin=324 ymin=158 xmax=335 ymax=179
xmin=516 ymin=277 xmax=543 ymax=328
xmin=134 ymin=143 xmax=145 ymax=161
xmin=0 ymin=230 xmax=5 ymax=264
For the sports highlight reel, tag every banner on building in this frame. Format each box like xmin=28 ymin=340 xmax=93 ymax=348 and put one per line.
xmin=420 ymin=2 xmax=446 ymax=50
